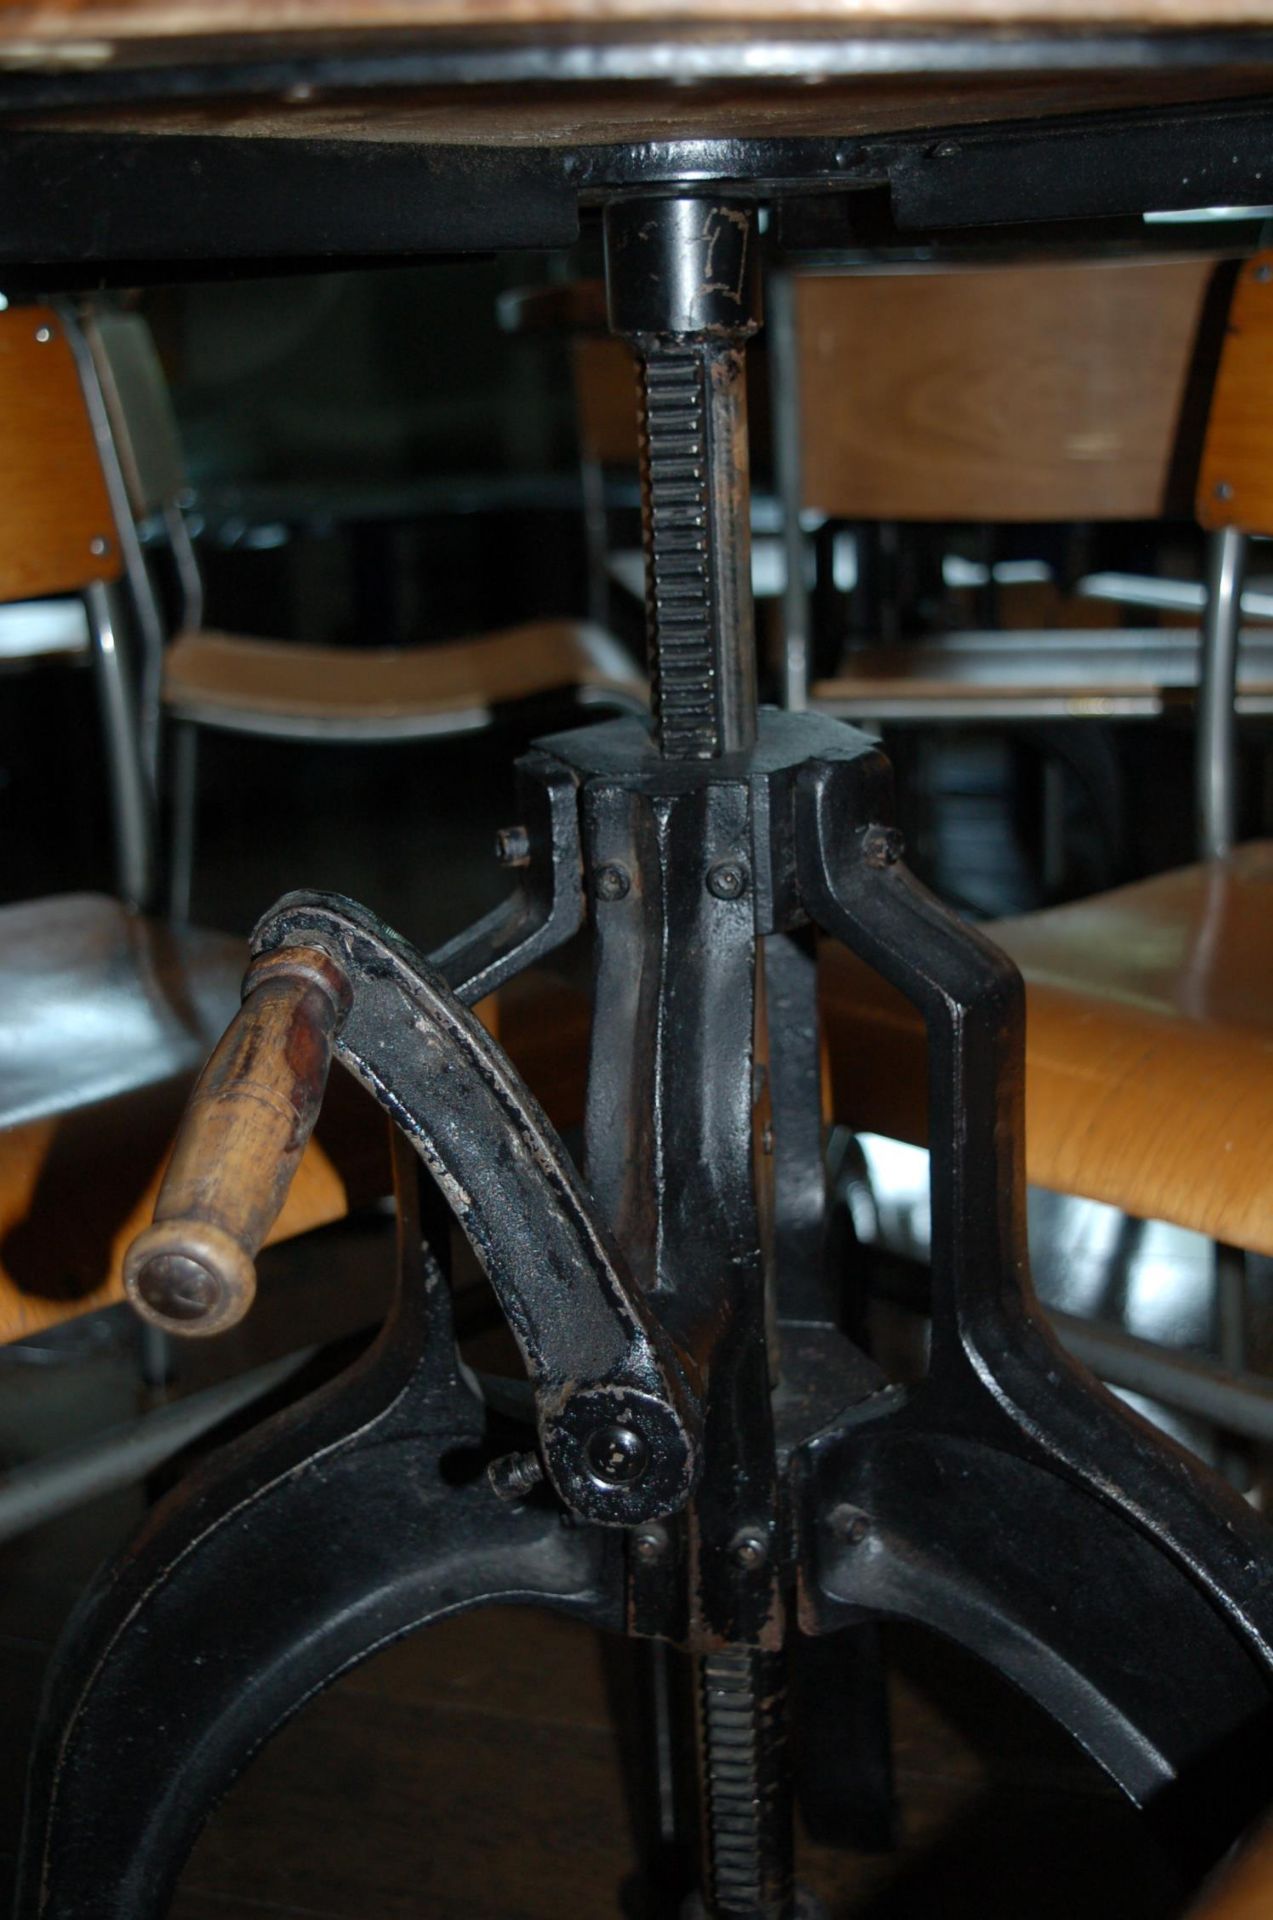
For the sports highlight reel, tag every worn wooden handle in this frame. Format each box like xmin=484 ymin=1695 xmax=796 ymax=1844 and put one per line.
xmin=123 ymin=946 xmax=351 ymax=1336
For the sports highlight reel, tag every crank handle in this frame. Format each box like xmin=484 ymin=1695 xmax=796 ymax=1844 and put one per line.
xmin=124 ymin=946 xmax=351 ymax=1336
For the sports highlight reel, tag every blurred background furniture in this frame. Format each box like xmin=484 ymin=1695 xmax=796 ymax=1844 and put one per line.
xmin=0 ymin=305 xmax=155 ymax=909
xmin=81 ymin=301 xmax=646 ymax=920
xmin=0 ymin=306 xmax=392 ymax=1540
xmin=811 ymin=249 xmax=1273 ymax=1471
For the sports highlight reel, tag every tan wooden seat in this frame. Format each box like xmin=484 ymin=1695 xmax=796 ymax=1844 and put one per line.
xmin=819 ymin=843 xmax=1273 ymax=1257
xmin=79 ymin=301 xmax=647 ymax=913
xmin=0 ymin=895 xmax=389 ymax=1344
xmin=163 ymin=619 xmax=645 ymax=738
xmin=807 ymin=631 xmax=1273 ymax=721
xmin=1187 ymin=1812 xmax=1273 ymax=1918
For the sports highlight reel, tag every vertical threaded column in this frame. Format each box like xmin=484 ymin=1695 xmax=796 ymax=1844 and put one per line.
xmin=604 ymin=195 xmax=761 ymax=762
xmin=696 ymin=1646 xmax=794 ymax=1918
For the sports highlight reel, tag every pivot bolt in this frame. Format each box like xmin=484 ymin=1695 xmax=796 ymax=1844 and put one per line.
xmin=494 ymin=824 xmax=531 ymax=867
xmin=830 ymin=1503 xmax=870 ymax=1547
xmin=632 ymin=1523 xmax=669 ymax=1565
xmin=730 ymin=1526 xmax=770 ymax=1571
xmin=594 ymin=863 xmax=631 ymax=902
xmin=707 ymin=859 xmax=749 ymax=901
xmin=862 ymin=826 xmax=904 ymax=869
xmin=585 ymin=1423 xmax=649 ymax=1486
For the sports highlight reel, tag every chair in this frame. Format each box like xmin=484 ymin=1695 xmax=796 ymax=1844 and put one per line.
xmin=807 ymin=251 xmax=1273 ymax=1425
xmin=0 ymin=304 xmax=155 ymax=908
xmin=772 ymin=254 xmax=1273 ymax=787
xmin=81 ymin=302 xmax=647 ymax=920
xmin=0 ymin=311 xmax=392 ymax=1530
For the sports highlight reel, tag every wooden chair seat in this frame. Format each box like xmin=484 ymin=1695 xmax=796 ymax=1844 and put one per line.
xmin=1187 ymin=1812 xmax=1273 ymax=1917
xmin=813 ymin=632 xmax=1273 ymax=720
xmin=820 ymin=842 xmax=1273 ymax=1256
xmin=163 ymin=620 xmax=646 ymax=738
xmin=0 ymin=895 xmax=387 ymax=1343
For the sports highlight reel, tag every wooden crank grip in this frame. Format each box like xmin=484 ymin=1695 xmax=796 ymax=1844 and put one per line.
xmin=123 ymin=946 xmax=352 ymax=1336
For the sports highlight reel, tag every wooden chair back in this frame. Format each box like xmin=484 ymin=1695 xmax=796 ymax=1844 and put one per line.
xmin=1197 ymin=249 xmax=1273 ymax=536
xmin=0 ymin=304 xmax=123 ymax=602
xmin=573 ymin=336 xmax=639 ymax=467
xmin=792 ymin=257 xmax=1221 ymax=522
xmin=85 ymin=309 xmax=187 ymax=520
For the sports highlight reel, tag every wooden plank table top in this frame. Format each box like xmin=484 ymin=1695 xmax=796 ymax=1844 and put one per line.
xmin=3 ymin=1 xmax=1273 ymax=43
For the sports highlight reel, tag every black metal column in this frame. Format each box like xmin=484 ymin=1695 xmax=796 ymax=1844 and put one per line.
xmin=604 ymin=195 xmax=761 ymax=759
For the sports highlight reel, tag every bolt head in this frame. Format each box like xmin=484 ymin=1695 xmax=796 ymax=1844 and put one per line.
xmin=632 ymin=1524 xmax=668 ymax=1565
xmin=594 ymin=863 xmax=631 ymax=903
xmin=706 ymin=859 xmax=748 ymax=901
xmin=584 ymin=1423 xmax=649 ymax=1486
xmin=862 ymin=826 xmax=904 ymax=869
xmin=34 ymin=324 xmax=54 ymax=344
xmin=829 ymin=1503 xmax=870 ymax=1547
xmin=1214 ymin=480 xmax=1235 ymax=503
xmin=89 ymin=534 xmax=111 ymax=558
xmin=494 ymin=824 xmax=531 ymax=867
xmin=730 ymin=1526 xmax=770 ymax=1571
xmin=135 ymin=1252 xmax=223 ymax=1326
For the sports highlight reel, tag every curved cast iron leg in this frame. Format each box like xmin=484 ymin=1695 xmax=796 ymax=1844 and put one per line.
xmin=16 ymin=1144 xmax=623 ymax=1919
xmin=791 ymin=754 xmax=1273 ymax=1868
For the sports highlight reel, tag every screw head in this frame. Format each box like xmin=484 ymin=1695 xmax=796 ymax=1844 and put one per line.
xmin=134 ymin=1252 xmax=223 ymax=1326
xmin=494 ymin=824 xmax=530 ymax=867
xmin=584 ymin=1423 xmax=649 ymax=1486
xmin=862 ymin=826 xmax=904 ymax=869
xmin=1214 ymin=480 xmax=1235 ymax=503
xmin=632 ymin=1524 xmax=669 ymax=1565
xmin=830 ymin=1503 xmax=871 ymax=1547
xmin=34 ymin=323 xmax=54 ymax=344
xmin=89 ymin=534 xmax=111 ymax=558
xmin=730 ymin=1526 xmax=770 ymax=1571
xmin=706 ymin=859 xmax=748 ymax=901
xmin=930 ymin=140 xmax=961 ymax=160
xmin=594 ymin=863 xmax=631 ymax=903
xmin=1255 ymin=263 xmax=1272 ymax=283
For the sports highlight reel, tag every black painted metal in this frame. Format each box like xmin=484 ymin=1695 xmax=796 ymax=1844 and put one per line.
xmin=605 ymin=196 xmax=761 ymax=759
xmin=16 ymin=1132 xmax=624 ymax=1919
xmin=7 ymin=95 xmax=1273 ymax=273
xmin=16 ymin=171 xmax=1273 ymax=1920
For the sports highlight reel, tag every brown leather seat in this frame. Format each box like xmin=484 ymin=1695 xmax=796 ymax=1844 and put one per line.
xmin=820 ymin=843 xmax=1273 ymax=1258
xmin=0 ymin=895 xmax=388 ymax=1343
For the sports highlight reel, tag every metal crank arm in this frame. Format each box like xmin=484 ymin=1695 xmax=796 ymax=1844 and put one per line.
xmin=792 ymin=755 xmax=1273 ymax=1865
xmin=125 ymin=888 xmax=701 ymax=1527
xmin=16 ymin=1136 xmax=625 ymax=1920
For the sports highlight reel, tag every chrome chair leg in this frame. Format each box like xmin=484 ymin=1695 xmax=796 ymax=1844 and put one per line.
xmin=1198 ymin=523 xmax=1247 ymax=859
xmin=167 ymin=717 xmax=199 ymax=923
xmin=84 ymin=579 xmax=155 ymax=911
